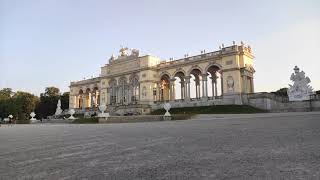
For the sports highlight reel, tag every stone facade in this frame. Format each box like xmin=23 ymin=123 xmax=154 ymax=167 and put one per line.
xmin=69 ymin=43 xmax=255 ymax=115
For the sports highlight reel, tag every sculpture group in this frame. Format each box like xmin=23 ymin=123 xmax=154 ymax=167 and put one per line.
xmin=287 ymin=66 xmax=313 ymax=101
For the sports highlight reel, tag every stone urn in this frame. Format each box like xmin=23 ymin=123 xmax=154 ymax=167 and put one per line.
xmin=68 ymin=109 xmax=76 ymax=120
xmin=30 ymin=112 xmax=36 ymax=120
xmin=163 ymin=103 xmax=172 ymax=121
xmin=30 ymin=112 xmax=39 ymax=123
xmin=98 ymin=105 xmax=109 ymax=118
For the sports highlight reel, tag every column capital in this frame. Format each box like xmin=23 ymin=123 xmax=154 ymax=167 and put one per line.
xmin=202 ymin=74 xmax=208 ymax=81
xmin=170 ymin=78 xmax=176 ymax=82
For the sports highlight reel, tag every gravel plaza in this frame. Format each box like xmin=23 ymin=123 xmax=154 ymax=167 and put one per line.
xmin=1 ymin=112 xmax=320 ymax=180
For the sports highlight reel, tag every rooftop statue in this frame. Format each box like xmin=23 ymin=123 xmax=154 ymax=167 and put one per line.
xmin=119 ymin=46 xmax=128 ymax=57
xmin=131 ymin=48 xmax=140 ymax=57
xmin=287 ymin=66 xmax=313 ymax=101
xmin=109 ymin=54 xmax=115 ymax=63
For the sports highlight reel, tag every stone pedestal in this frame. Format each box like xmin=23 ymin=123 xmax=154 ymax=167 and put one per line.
xmin=163 ymin=115 xmax=172 ymax=121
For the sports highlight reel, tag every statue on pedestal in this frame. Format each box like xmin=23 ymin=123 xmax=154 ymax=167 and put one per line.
xmin=55 ymin=99 xmax=63 ymax=115
xmin=163 ymin=103 xmax=172 ymax=121
xmin=131 ymin=48 xmax=140 ymax=57
xmin=119 ymin=46 xmax=128 ymax=57
xmin=287 ymin=66 xmax=313 ymax=101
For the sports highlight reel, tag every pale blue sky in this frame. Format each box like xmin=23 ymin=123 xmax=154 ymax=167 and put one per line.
xmin=1 ymin=0 xmax=319 ymax=95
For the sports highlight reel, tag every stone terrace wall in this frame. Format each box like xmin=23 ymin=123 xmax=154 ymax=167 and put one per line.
xmin=245 ymin=93 xmax=320 ymax=112
xmin=99 ymin=115 xmax=163 ymax=123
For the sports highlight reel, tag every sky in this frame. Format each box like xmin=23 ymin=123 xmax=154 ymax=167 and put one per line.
xmin=1 ymin=0 xmax=319 ymax=95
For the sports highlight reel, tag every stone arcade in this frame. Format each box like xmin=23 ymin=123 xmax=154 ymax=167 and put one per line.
xmin=69 ymin=43 xmax=255 ymax=115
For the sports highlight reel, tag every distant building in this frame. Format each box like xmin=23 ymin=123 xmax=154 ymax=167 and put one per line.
xmin=69 ymin=43 xmax=255 ymax=115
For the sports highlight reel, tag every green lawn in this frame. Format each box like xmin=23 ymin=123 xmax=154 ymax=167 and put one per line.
xmin=150 ymin=105 xmax=265 ymax=115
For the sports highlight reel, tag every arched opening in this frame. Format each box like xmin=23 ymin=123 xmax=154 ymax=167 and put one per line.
xmin=174 ymin=72 xmax=185 ymax=100
xmin=78 ymin=89 xmax=83 ymax=108
xmin=109 ymin=79 xmax=117 ymax=105
xmin=207 ymin=65 xmax=222 ymax=97
xmin=85 ymin=88 xmax=91 ymax=108
xmin=92 ymin=87 xmax=99 ymax=107
xmin=160 ymin=74 xmax=170 ymax=101
xmin=189 ymin=69 xmax=202 ymax=99
xmin=130 ymin=76 xmax=140 ymax=103
xmin=118 ymin=77 xmax=128 ymax=104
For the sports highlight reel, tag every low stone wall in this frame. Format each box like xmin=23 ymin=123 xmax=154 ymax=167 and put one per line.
xmin=99 ymin=115 xmax=164 ymax=123
xmin=151 ymin=94 xmax=243 ymax=110
xmin=246 ymin=95 xmax=320 ymax=112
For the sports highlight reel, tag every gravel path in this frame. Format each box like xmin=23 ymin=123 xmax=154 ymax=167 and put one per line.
xmin=0 ymin=112 xmax=320 ymax=180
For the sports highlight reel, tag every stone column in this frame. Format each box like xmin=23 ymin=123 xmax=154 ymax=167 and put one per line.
xmin=96 ymin=91 xmax=100 ymax=106
xmin=91 ymin=93 xmax=95 ymax=107
xmin=220 ymin=73 xmax=224 ymax=95
xmin=82 ymin=95 xmax=86 ymax=110
xmin=210 ymin=77 xmax=214 ymax=97
xmin=157 ymin=82 xmax=161 ymax=101
xmin=180 ymin=80 xmax=185 ymax=99
xmin=195 ymin=84 xmax=198 ymax=98
xmin=74 ymin=95 xmax=78 ymax=108
xmin=195 ymin=78 xmax=199 ymax=98
xmin=107 ymin=88 xmax=110 ymax=105
xmin=170 ymin=78 xmax=176 ymax=101
xmin=202 ymin=74 xmax=208 ymax=100
xmin=251 ymin=77 xmax=254 ymax=93
xmin=185 ymin=76 xmax=191 ymax=101
xmin=243 ymin=75 xmax=248 ymax=93
xmin=211 ymin=74 xmax=218 ymax=97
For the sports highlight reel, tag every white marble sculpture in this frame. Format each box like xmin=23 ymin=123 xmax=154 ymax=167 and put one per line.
xmin=55 ymin=99 xmax=63 ymax=115
xmin=68 ymin=109 xmax=76 ymax=120
xmin=30 ymin=112 xmax=36 ymax=120
xmin=287 ymin=66 xmax=313 ymax=101
xmin=30 ymin=112 xmax=39 ymax=123
xmin=163 ymin=103 xmax=172 ymax=116
xmin=98 ymin=104 xmax=109 ymax=118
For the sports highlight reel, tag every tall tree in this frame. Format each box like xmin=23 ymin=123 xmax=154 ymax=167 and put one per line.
xmin=0 ymin=88 xmax=13 ymax=99
xmin=272 ymin=88 xmax=288 ymax=97
xmin=60 ymin=92 xmax=69 ymax=110
xmin=44 ymin=87 xmax=60 ymax=97
xmin=12 ymin=91 xmax=39 ymax=120
xmin=35 ymin=87 xmax=60 ymax=118
xmin=0 ymin=88 xmax=38 ymax=120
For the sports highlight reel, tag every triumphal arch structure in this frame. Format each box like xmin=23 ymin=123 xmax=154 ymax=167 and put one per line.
xmin=69 ymin=42 xmax=255 ymax=115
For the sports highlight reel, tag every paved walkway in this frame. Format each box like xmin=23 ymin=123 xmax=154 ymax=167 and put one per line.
xmin=193 ymin=111 xmax=320 ymax=120
xmin=0 ymin=112 xmax=320 ymax=179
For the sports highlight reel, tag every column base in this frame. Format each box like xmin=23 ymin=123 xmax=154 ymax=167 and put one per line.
xmin=201 ymin=96 xmax=208 ymax=101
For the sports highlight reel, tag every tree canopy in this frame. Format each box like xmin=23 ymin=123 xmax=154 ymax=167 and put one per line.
xmin=272 ymin=88 xmax=288 ymax=97
xmin=0 ymin=87 xmax=69 ymax=120
xmin=0 ymin=89 xmax=38 ymax=120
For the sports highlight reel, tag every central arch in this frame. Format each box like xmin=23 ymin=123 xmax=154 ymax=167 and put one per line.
xmin=206 ymin=64 xmax=222 ymax=97
xmin=189 ymin=68 xmax=203 ymax=99
xmin=92 ymin=87 xmax=100 ymax=107
xmin=129 ymin=75 xmax=140 ymax=103
xmin=118 ymin=76 xmax=128 ymax=104
xmin=173 ymin=71 xmax=185 ymax=100
xmin=78 ymin=89 xmax=84 ymax=108
xmin=108 ymin=78 xmax=117 ymax=105
xmin=160 ymin=74 xmax=170 ymax=101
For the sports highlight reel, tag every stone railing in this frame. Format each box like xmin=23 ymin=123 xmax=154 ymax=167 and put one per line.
xmin=245 ymin=92 xmax=289 ymax=103
xmin=310 ymin=94 xmax=320 ymax=100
